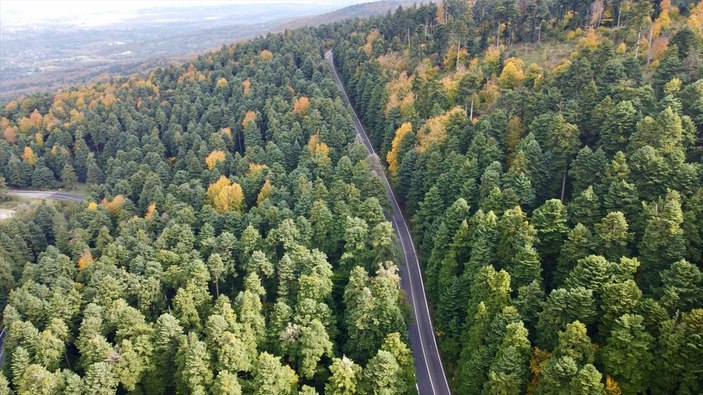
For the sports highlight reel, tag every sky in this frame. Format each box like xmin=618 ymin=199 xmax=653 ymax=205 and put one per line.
xmin=0 ymin=0 xmax=377 ymax=28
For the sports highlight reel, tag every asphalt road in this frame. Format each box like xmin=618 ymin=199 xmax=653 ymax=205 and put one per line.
xmin=326 ymin=50 xmax=452 ymax=395
xmin=7 ymin=189 xmax=84 ymax=202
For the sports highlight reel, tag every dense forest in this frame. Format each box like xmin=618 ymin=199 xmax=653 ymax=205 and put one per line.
xmin=1 ymin=0 xmax=702 ymax=394
xmin=333 ymin=0 xmax=703 ymax=394
xmin=0 ymin=29 xmax=416 ymax=394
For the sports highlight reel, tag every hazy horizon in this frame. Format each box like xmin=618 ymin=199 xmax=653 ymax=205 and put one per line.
xmin=0 ymin=0 xmax=382 ymax=30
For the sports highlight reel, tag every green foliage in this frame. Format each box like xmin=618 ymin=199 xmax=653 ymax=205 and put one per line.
xmin=601 ymin=314 xmax=654 ymax=394
xmin=2 ymin=2 xmax=702 ymax=394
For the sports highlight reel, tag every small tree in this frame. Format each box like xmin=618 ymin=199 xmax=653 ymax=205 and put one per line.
xmin=0 ymin=176 xmax=7 ymax=200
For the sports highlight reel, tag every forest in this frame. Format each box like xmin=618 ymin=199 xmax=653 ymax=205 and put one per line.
xmin=333 ymin=0 xmax=703 ymax=393
xmin=0 ymin=27 xmax=414 ymax=394
xmin=1 ymin=0 xmax=702 ymax=394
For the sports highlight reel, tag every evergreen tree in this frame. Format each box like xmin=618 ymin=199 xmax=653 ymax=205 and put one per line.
xmin=60 ymin=164 xmax=77 ymax=190
xmin=326 ymin=356 xmax=362 ymax=395
xmin=601 ymin=314 xmax=654 ymax=394
xmin=638 ymin=190 xmax=686 ymax=291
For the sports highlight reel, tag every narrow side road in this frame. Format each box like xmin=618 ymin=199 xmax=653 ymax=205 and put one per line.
xmin=1 ymin=190 xmax=83 ymax=366
xmin=326 ymin=50 xmax=452 ymax=395
xmin=7 ymin=189 xmax=84 ymax=202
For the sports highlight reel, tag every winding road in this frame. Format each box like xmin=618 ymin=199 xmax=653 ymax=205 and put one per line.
xmin=1 ymin=58 xmax=454 ymax=393
xmin=326 ymin=50 xmax=452 ymax=395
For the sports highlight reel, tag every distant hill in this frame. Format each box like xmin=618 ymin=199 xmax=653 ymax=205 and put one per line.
xmin=276 ymin=1 xmax=423 ymax=30
xmin=0 ymin=1 xmax=423 ymax=100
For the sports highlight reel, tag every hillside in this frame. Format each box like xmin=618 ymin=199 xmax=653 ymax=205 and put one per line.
xmin=1 ymin=0 xmax=703 ymax=394
xmin=276 ymin=1 xmax=423 ymax=30
xmin=333 ymin=0 xmax=703 ymax=393
xmin=0 ymin=1 xmax=420 ymax=100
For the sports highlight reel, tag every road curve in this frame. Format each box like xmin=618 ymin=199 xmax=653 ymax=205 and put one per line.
xmin=326 ymin=50 xmax=452 ymax=395
xmin=7 ymin=189 xmax=84 ymax=202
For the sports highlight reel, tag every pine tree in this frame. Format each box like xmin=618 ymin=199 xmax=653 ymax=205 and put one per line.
xmin=594 ymin=212 xmax=632 ymax=261
xmin=538 ymin=321 xmax=602 ymax=394
xmin=599 ymin=101 xmax=637 ymax=155
xmin=600 ymin=280 xmax=642 ymax=336
xmin=638 ymin=190 xmax=686 ymax=291
xmin=326 ymin=356 xmax=362 ymax=395
xmin=379 ymin=332 xmax=416 ymax=395
xmin=483 ymin=321 xmax=531 ymax=394
xmin=60 ymin=164 xmax=77 ymax=190
xmin=555 ymin=224 xmax=595 ymax=287
xmin=569 ymin=147 xmax=607 ymax=196
xmin=361 ymin=350 xmax=400 ymax=395
xmin=532 ymin=199 xmax=569 ymax=272
xmin=659 ymin=259 xmax=703 ymax=313
xmin=213 ymin=371 xmax=242 ymax=395
xmin=250 ymin=352 xmax=298 ymax=395
xmin=497 ymin=206 xmax=541 ymax=289
xmin=570 ymin=364 xmax=606 ymax=395
xmin=536 ymin=287 xmax=596 ymax=349
xmin=601 ymin=314 xmax=654 ymax=394
xmin=456 ymin=266 xmax=512 ymax=394
xmin=654 ymin=309 xmax=703 ymax=394
xmin=568 ymin=186 xmax=602 ymax=228
xmin=83 ymin=362 xmax=118 ymax=395
xmin=175 ymin=332 xmax=214 ymax=394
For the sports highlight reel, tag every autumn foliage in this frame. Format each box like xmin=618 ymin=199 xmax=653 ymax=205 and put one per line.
xmin=216 ymin=77 xmax=228 ymax=88
xmin=292 ymin=96 xmax=310 ymax=117
xmin=260 ymin=49 xmax=273 ymax=61
xmin=257 ymin=179 xmax=273 ymax=204
xmin=3 ymin=126 xmax=17 ymax=144
xmin=144 ymin=203 xmax=157 ymax=220
xmin=307 ymin=133 xmax=331 ymax=157
xmin=205 ymin=150 xmax=226 ymax=170
xmin=207 ymin=175 xmax=245 ymax=213
xmin=242 ymin=79 xmax=252 ymax=95
xmin=21 ymin=146 xmax=37 ymax=165
xmin=416 ymin=108 xmax=464 ymax=152
xmin=77 ymin=250 xmax=94 ymax=270
xmin=242 ymin=111 xmax=257 ymax=127
xmin=387 ymin=122 xmax=412 ymax=177
xmin=102 ymin=195 xmax=126 ymax=215
xmin=499 ymin=58 xmax=525 ymax=89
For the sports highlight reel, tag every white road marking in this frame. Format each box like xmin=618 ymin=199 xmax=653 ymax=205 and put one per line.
xmin=326 ymin=50 xmax=451 ymax=394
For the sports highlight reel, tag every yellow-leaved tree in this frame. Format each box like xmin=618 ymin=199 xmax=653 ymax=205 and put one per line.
xmin=307 ymin=134 xmax=330 ymax=157
xmin=205 ymin=150 xmax=226 ymax=170
xmin=387 ymin=122 xmax=413 ymax=177
xmin=207 ymin=175 xmax=244 ymax=213
xmin=506 ymin=115 xmax=524 ymax=165
xmin=102 ymin=195 xmax=126 ymax=216
xmin=22 ymin=146 xmax=37 ymax=166
xmin=578 ymin=28 xmax=600 ymax=49
xmin=257 ymin=179 xmax=273 ymax=204
xmin=242 ymin=79 xmax=251 ymax=95
xmin=417 ymin=108 xmax=464 ymax=152
xmin=363 ymin=30 xmax=381 ymax=56
xmin=260 ymin=50 xmax=273 ymax=61
xmin=145 ymin=203 xmax=157 ymax=220
xmin=242 ymin=111 xmax=257 ymax=127
xmin=688 ymin=2 xmax=703 ymax=35
xmin=292 ymin=96 xmax=310 ymax=117
xmin=216 ymin=77 xmax=228 ymax=89
xmin=605 ymin=375 xmax=623 ymax=395
xmin=77 ymin=250 xmax=94 ymax=270
xmin=3 ymin=126 xmax=17 ymax=144
xmin=498 ymin=57 xmax=525 ymax=89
